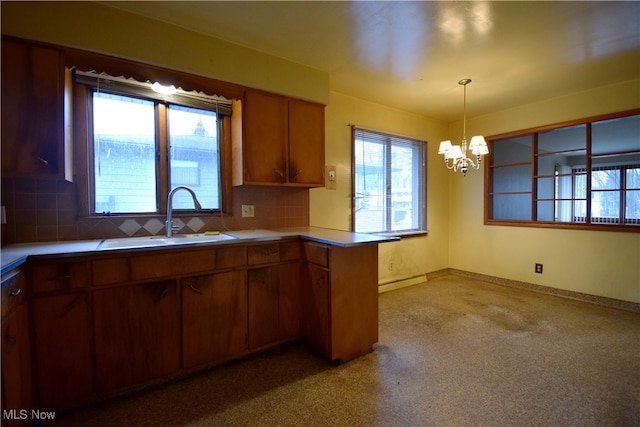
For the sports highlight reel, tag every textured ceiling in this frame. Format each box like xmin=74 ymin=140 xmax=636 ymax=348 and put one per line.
xmin=102 ymin=1 xmax=640 ymax=121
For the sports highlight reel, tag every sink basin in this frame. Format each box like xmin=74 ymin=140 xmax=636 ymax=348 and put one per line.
xmin=97 ymin=233 xmax=236 ymax=250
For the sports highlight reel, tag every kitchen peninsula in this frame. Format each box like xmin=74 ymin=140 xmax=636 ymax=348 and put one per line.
xmin=1 ymin=227 xmax=396 ymax=413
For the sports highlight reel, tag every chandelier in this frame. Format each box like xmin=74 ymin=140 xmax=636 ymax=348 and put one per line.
xmin=438 ymin=79 xmax=489 ymax=176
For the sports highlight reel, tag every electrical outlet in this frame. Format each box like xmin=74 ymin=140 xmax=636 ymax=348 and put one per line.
xmin=535 ymin=263 xmax=543 ymax=274
xmin=241 ymin=205 xmax=255 ymax=218
xmin=388 ymin=261 xmax=393 ymax=271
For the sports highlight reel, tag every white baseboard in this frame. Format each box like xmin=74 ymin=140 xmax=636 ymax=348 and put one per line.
xmin=378 ymin=274 xmax=427 ymax=294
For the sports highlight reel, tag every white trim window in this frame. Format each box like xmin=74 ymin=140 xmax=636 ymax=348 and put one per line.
xmin=352 ymin=127 xmax=426 ymax=235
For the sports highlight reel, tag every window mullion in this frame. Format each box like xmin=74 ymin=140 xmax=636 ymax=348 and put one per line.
xmin=157 ymin=102 xmax=169 ymax=213
xmin=586 ymin=123 xmax=592 ymax=225
xmin=620 ymin=165 xmax=627 ymax=224
xmin=385 ymin=138 xmax=393 ymax=232
xmin=532 ymin=133 xmax=538 ymax=221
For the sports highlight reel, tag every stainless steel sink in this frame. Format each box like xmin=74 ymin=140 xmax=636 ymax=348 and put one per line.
xmin=97 ymin=233 xmax=236 ymax=250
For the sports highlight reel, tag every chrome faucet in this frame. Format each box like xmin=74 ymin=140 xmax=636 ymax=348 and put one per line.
xmin=165 ymin=186 xmax=202 ymax=237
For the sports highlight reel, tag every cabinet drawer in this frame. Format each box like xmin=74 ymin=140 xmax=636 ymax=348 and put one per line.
xmin=280 ymin=241 xmax=301 ymax=262
xmin=1 ymin=269 xmax=25 ymax=318
xmin=303 ymin=242 xmax=329 ymax=267
xmin=130 ymin=249 xmax=217 ymax=281
xmin=215 ymin=246 xmax=247 ymax=270
xmin=93 ymin=257 xmax=130 ymax=287
xmin=32 ymin=262 xmax=90 ymax=294
xmin=248 ymin=241 xmax=300 ymax=265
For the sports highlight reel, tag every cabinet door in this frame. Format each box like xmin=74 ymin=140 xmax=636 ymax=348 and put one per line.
xmin=302 ymin=263 xmax=330 ymax=356
xmin=93 ymin=281 xmax=180 ymax=392
xmin=2 ymin=305 xmax=33 ymax=423
xmin=32 ymin=261 xmax=90 ymax=294
xmin=248 ymin=263 xmax=301 ymax=349
xmin=288 ymin=99 xmax=325 ymax=186
xmin=1 ymin=39 xmax=64 ymax=176
xmin=32 ymin=292 xmax=92 ymax=409
xmin=329 ymin=244 xmax=379 ymax=363
xmin=243 ymin=90 xmax=288 ymax=184
xmin=182 ymin=271 xmax=247 ymax=369
xmin=279 ymin=262 xmax=302 ymax=340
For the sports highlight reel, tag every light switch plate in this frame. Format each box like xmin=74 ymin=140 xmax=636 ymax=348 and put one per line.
xmin=326 ymin=165 xmax=337 ymax=190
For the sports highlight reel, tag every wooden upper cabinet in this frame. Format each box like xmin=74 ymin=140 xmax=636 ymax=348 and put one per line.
xmin=288 ymin=98 xmax=325 ymax=185
xmin=234 ymin=90 xmax=325 ymax=187
xmin=1 ymin=38 xmax=70 ymax=179
xmin=242 ymin=90 xmax=288 ymax=184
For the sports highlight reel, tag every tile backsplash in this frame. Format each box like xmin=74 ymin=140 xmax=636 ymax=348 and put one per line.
xmin=1 ymin=178 xmax=309 ymax=246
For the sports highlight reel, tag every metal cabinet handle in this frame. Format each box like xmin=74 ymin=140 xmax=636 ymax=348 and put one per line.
xmin=58 ymin=299 xmax=77 ymax=319
xmin=189 ymin=284 xmax=202 ymax=294
xmin=48 ymin=274 xmax=71 ymax=282
xmin=290 ymin=168 xmax=302 ymax=181
xmin=155 ymin=285 xmax=170 ymax=303
xmin=4 ymin=334 xmax=16 ymax=347
xmin=34 ymin=154 xmax=49 ymax=166
xmin=274 ymin=168 xmax=285 ymax=182
xmin=9 ymin=288 xmax=21 ymax=297
xmin=249 ymin=272 xmax=265 ymax=284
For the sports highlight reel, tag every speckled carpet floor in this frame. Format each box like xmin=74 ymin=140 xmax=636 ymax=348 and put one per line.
xmin=51 ymin=275 xmax=640 ymax=427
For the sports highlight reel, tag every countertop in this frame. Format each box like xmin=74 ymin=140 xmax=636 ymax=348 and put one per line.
xmin=1 ymin=227 xmax=398 ymax=274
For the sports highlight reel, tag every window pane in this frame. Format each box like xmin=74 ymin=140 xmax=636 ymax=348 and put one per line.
xmin=627 ymin=167 xmax=640 ymax=189
xmin=391 ymin=143 xmax=423 ymax=231
xmin=591 ymin=168 xmax=620 ymax=190
xmin=536 ymin=176 xmax=556 ymax=200
xmin=626 ymin=190 xmax=640 ymax=223
xmin=492 ymin=135 xmax=531 ymax=165
xmin=591 ymin=190 xmax=620 ymax=221
xmin=492 ymin=164 xmax=531 ymax=193
xmin=491 ymin=194 xmax=530 ymax=220
xmin=354 ymin=138 xmax=385 ymax=233
xmin=93 ymin=92 xmax=156 ymax=213
xmin=592 ymin=115 xmax=640 ymax=155
xmin=168 ymin=105 xmax=220 ymax=210
xmin=538 ymin=125 xmax=586 ymax=153
xmin=537 ymin=150 xmax=586 ymax=176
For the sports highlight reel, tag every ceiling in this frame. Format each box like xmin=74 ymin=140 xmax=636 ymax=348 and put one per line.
xmin=102 ymin=1 xmax=640 ymax=122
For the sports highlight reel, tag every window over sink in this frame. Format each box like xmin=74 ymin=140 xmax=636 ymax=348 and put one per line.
xmin=74 ymin=71 xmax=232 ymax=216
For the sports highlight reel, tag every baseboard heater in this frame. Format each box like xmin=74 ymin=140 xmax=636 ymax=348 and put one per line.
xmin=378 ymin=274 xmax=427 ymax=294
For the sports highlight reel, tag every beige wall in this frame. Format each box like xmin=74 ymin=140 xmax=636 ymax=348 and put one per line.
xmin=448 ymin=79 xmax=640 ymax=303
xmin=310 ymin=92 xmax=450 ymax=284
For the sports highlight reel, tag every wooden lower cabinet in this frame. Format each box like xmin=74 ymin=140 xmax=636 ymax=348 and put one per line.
xmin=93 ymin=280 xmax=180 ymax=392
xmin=1 ymin=268 xmax=33 ymax=426
xmin=32 ymin=292 xmax=92 ymax=409
xmin=21 ymin=239 xmax=380 ymax=411
xmin=303 ymin=243 xmax=379 ymax=363
xmin=248 ymin=262 xmax=301 ymax=349
xmin=2 ymin=306 xmax=33 ymax=427
xmin=303 ymin=264 xmax=330 ymax=355
xmin=182 ymin=271 xmax=247 ymax=369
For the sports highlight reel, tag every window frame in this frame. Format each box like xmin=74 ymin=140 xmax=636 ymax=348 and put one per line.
xmin=485 ymin=109 xmax=640 ymax=232
xmin=72 ymin=71 xmax=235 ymax=219
xmin=351 ymin=126 xmax=427 ymax=236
